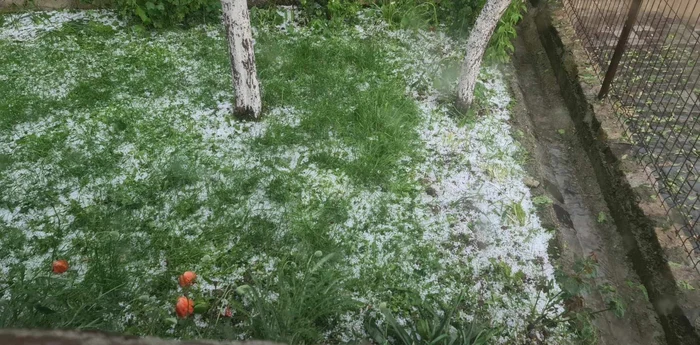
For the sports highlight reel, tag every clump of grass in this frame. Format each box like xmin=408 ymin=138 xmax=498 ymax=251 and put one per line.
xmin=366 ymin=293 xmax=496 ymax=345
xmin=230 ymin=253 xmax=360 ymax=344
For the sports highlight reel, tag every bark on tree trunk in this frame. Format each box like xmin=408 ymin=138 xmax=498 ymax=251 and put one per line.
xmin=456 ymin=0 xmax=512 ymax=111
xmin=221 ymin=0 xmax=262 ymax=119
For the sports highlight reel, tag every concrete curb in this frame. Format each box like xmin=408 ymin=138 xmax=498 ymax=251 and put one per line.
xmin=0 ymin=329 xmax=284 ymax=345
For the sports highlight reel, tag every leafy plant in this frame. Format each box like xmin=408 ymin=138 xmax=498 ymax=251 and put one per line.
xmin=438 ymin=0 xmax=526 ymax=62
xmin=365 ymin=294 xmax=496 ymax=345
xmin=485 ymin=0 xmax=526 ymax=62
xmin=113 ymin=0 xmax=221 ymax=27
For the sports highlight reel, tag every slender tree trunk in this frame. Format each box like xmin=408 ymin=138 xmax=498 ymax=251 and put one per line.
xmin=221 ymin=0 xmax=262 ymax=119
xmin=456 ymin=0 xmax=512 ymax=111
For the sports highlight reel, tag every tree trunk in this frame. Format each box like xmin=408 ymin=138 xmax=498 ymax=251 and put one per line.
xmin=221 ymin=0 xmax=262 ymax=119
xmin=456 ymin=0 xmax=512 ymax=111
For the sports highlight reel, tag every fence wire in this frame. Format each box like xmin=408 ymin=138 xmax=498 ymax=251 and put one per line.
xmin=561 ymin=0 xmax=700 ymax=269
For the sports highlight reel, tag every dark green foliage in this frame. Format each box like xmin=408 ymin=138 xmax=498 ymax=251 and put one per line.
xmin=113 ymin=0 xmax=525 ymax=63
xmin=437 ymin=0 xmax=485 ymax=34
xmin=113 ymin=0 xmax=221 ymax=27
xmin=438 ymin=0 xmax=526 ymax=62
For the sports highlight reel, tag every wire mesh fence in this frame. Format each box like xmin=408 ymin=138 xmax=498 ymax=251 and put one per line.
xmin=561 ymin=0 xmax=700 ymax=269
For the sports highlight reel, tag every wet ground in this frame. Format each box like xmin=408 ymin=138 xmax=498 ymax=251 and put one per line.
xmin=509 ymin=13 xmax=667 ymax=345
xmin=561 ymin=0 xmax=700 ymax=254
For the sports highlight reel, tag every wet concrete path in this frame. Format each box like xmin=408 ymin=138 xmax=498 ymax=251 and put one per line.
xmin=510 ymin=13 xmax=666 ymax=345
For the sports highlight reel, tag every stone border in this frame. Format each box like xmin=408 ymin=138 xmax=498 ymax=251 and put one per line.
xmin=0 ymin=329 xmax=283 ymax=345
xmin=528 ymin=0 xmax=700 ymax=344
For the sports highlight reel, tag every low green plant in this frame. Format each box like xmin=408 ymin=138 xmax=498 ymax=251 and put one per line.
xmin=295 ymin=0 xmax=362 ymax=26
xmin=626 ymin=280 xmax=649 ymax=301
xmin=597 ymin=212 xmax=607 ymax=223
xmin=230 ymin=253 xmax=360 ymax=344
xmin=113 ymin=0 xmax=221 ymax=27
xmin=377 ymin=0 xmax=438 ymax=29
xmin=533 ymin=195 xmax=553 ymax=207
xmin=678 ymin=280 xmax=696 ymax=291
xmin=365 ymin=294 xmax=496 ymax=345
xmin=507 ymin=201 xmax=527 ymax=226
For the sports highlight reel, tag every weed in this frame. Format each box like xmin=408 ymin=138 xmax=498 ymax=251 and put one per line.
xmin=679 ymin=280 xmax=696 ymax=291
xmin=626 ymin=280 xmax=649 ymax=302
xmin=507 ymin=201 xmax=527 ymax=226
xmin=528 ymin=257 xmax=627 ymax=344
xmin=596 ymin=212 xmax=607 ymax=224
xmin=533 ymin=195 xmax=553 ymax=207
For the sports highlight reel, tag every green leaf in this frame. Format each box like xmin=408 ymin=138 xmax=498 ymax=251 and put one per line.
xmin=194 ymin=301 xmax=210 ymax=314
xmin=311 ymin=252 xmax=335 ymax=272
xmin=134 ymin=6 xmax=150 ymax=24
xmin=34 ymin=303 xmax=56 ymax=314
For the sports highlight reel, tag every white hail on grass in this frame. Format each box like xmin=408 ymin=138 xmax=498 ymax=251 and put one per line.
xmin=0 ymin=10 xmax=567 ymax=343
xmin=0 ymin=10 xmax=123 ymax=41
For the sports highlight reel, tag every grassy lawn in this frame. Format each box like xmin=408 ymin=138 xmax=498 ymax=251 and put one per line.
xmin=0 ymin=9 xmax=565 ymax=344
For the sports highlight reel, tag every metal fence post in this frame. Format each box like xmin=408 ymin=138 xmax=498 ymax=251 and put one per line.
xmin=598 ymin=0 xmax=644 ymax=99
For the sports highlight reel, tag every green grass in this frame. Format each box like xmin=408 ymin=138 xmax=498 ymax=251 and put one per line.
xmin=0 ymin=12 xmax=436 ymax=341
xmin=0 ymin=9 xmax=564 ymax=345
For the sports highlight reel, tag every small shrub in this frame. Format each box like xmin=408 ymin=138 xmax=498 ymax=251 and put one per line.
xmin=438 ymin=0 xmax=527 ymax=62
xmin=377 ymin=0 xmax=438 ymax=30
xmin=485 ymin=0 xmax=526 ymax=62
xmin=112 ymin=0 xmax=221 ymax=27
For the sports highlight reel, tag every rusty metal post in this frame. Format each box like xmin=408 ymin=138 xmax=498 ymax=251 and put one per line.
xmin=598 ymin=0 xmax=644 ymax=99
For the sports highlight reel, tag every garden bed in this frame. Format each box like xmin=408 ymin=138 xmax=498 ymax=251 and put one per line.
xmin=0 ymin=9 xmax=565 ymax=344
